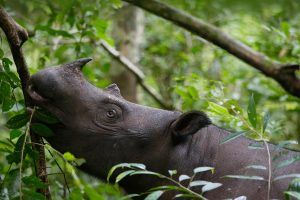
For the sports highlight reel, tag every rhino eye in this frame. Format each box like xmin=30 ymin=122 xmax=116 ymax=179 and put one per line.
xmin=106 ymin=109 xmax=117 ymax=118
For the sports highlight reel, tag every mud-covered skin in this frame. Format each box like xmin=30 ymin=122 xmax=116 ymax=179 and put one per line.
xmin=28 ymin=58 xmax=300 ymax=200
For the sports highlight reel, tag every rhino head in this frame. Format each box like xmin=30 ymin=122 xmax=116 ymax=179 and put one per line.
xmin=27 ymin=58 xmax=211 ymax=192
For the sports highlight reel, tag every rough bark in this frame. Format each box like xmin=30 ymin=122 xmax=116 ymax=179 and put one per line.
xmin=110 ymin=4 xmax=144 ymax=102
xmin=123 ymin=0 xmax=300 ymax=98
xmin=0 ymin=7 xmax=51 ymax=199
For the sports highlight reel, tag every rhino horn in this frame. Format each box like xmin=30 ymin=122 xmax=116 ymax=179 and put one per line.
xmin=64 ymin=58 xmax=92 ymax=71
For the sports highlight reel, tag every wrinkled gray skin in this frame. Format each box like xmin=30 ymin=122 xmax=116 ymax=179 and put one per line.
xmin=28 ymin=58 xmax=300 ymax=200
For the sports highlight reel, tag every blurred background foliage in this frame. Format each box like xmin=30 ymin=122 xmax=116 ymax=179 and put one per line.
xmin=0 ymin=0 xmax=300 ymax=199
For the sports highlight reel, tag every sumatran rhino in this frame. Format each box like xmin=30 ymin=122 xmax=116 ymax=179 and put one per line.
xmin=27 ymin=58 xmax=300 ymax=199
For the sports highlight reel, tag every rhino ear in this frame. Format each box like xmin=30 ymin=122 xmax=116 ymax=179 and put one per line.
xmin=104 ymin=83 xmax=123 ymax=98
xmin=170 ymin=111 xmax=211 ymax=138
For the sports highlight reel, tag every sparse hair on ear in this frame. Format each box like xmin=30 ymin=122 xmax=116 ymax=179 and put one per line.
xmin=170 ymin=111 xmax=211 ymax=138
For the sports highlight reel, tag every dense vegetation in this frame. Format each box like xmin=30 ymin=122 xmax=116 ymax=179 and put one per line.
xmin=0 ymin=0 xmax=299 ymax=199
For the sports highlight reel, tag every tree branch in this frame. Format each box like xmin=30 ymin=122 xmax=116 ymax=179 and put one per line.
xmin=0 ymin=7 xmax=51 ymax=199
xmin=123 ymin=0 xmax=300 ymax=98
xmin=99 ymin=40 xmax=173 ymax=109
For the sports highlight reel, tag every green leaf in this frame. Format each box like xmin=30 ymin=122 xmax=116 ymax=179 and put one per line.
xmin=262 ymin=112 xmax=270 ymax=133
xmin=93 ymin=19 xmax=108 ymax=37
xmin=289 ymin=178 xmax=300 ymax=192
xmin=115 ymin=170 xmax=135 ymax=183
xmin=107 ymin=163 xmax=146 ymax=181
xmin=22 ymin=175 xmax=48 ymax=189
xmin=111 ymin=0 xmax=123 ymax=9
xmin=179 ymin=174 xmax=190 ymax=182
xmin=208 ymin=102 xmax=230 ymax=116
xmin=31 ymin=123 xmax=54 ymax=137
xmin=174 ymin=193 xmax=200 ymax=199
xmin=148 ymin=185 xmax=184 ymax=192
xmin=129 ymin=171 xmax=162 ymax=178
xmin=281 ymin=21 xmax=290 ymax=37
xmin=274 ymin=174 xmax=300 ymax=181
xmin=35 ymin=109 xmax=59 ymax=124
xmin=23 ymin=189 xmax=46 ymax=200
xmin=2 ymin=57 xmax=13 ymax=72
xmin=168 ymin=170 xmax=177 ymax=176
xmin=84 ymin=185 xmax=104 ymax=200
xmin=276 ymin=156 xmax=300 ymax=169
xmin=63 ymin=152 xmax=76 ymax=161
xmin=187 ymin=86 xmax=198 ymax=99
xmin=284 ymin=191 xmax=300 ymax=200
xmin=202 ymin=182 xmax=222 ymax=193
xmin=6 ymin=113 xmax=29 ymax=129
xmin=7 ymin=71 xmax=21 ymax=88
xmin=189 ymin=180 xmax=210 ymax=188
xmin=0 ymin=81 xmax=11 ymax=101
xmin=0 ymin=48 xmax=4 ymax=59
xmin=119 ymin=194 xmax=140 ymax=200
xmin=2 ymin=95 xmax=14 ymax=112
xmin=10 ymin=129 xmax=23 ymax=140
xmin=193 ymin=166 xmax=214 ymax=174
xmin=223 ymin=175 xmax=265 ymax=181
xmin=144 ymin=191 xmax=164 ymax=200
xmin=247 ymin=94 xmax=257 ymax=128
xmin=220 ymin=131 xmax=245 ymax=144
xmin=69 ymin=188 xmax=83 ymax=200
xmin=245 ymin=165 xmax=267 ymax=170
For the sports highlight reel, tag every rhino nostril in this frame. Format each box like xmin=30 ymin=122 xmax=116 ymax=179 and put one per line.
xmin=28 ymin=83 xmax=49 ymax=102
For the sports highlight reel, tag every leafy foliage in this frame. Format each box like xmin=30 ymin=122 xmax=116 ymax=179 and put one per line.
xmin=0 ymin=0 xmax=300 ymax=199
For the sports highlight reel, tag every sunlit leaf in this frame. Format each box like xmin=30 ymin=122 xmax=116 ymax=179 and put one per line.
xmin=247 ymin=94 xmax=257 ymax=128
xmin=174 ymin=193 xmax=201 ymax=199
xmin=115 ymin=170 xmax=135 ymax=183
xmin=202 ymin=182 xmax=222 ymax=193
xmin=144 ymin=191 xmax=164 ymax=200
xmin=223 ymin=175 xmax=265 ymax=181
xmin=262 ymin=112 xmax=270 ymax=133
xmin=189 ymin=180 xmax=210 ymax=188
xmin=63 ymin=152 xmax=76 ymax=161
xmin=10 ymin=129 xmax=23 ymax=140
xmin=179 ymin=174 xmax=190 ymax=182
xmin=107 ymin=163 xmax=146 ymax=181
xmin=131 ymin=171 xmax=162 ymax=177
xmin=274 ymin=174 xmax=300 ymax=181
xmin=208 ymin=102 xmax=230 ymax=116
xmin=245 ymin=165 xmax=267 ymax=170
xmin=168 ymin=170 xmax=177 ymax=176
xmin=193 ymin=166 xmax=214 ymax=174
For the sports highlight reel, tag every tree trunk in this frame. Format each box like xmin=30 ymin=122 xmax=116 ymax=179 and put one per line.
xmin=110 ymin=4 xmax=144 ymax=102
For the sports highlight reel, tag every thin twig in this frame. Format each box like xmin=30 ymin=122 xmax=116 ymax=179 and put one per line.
xmin=19 ymin=107 xmax=35 ymax=200
xmin=264 ymin=141 xmax=272 ymax=200
xmin=99 ymin=40 xmax=173 ymax=109
xmin=46 ymin=146 xmax=70 ymax=194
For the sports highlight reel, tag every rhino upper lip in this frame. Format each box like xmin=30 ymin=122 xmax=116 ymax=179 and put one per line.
xmin=27 ymin=83 xmax=49 ymax=103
